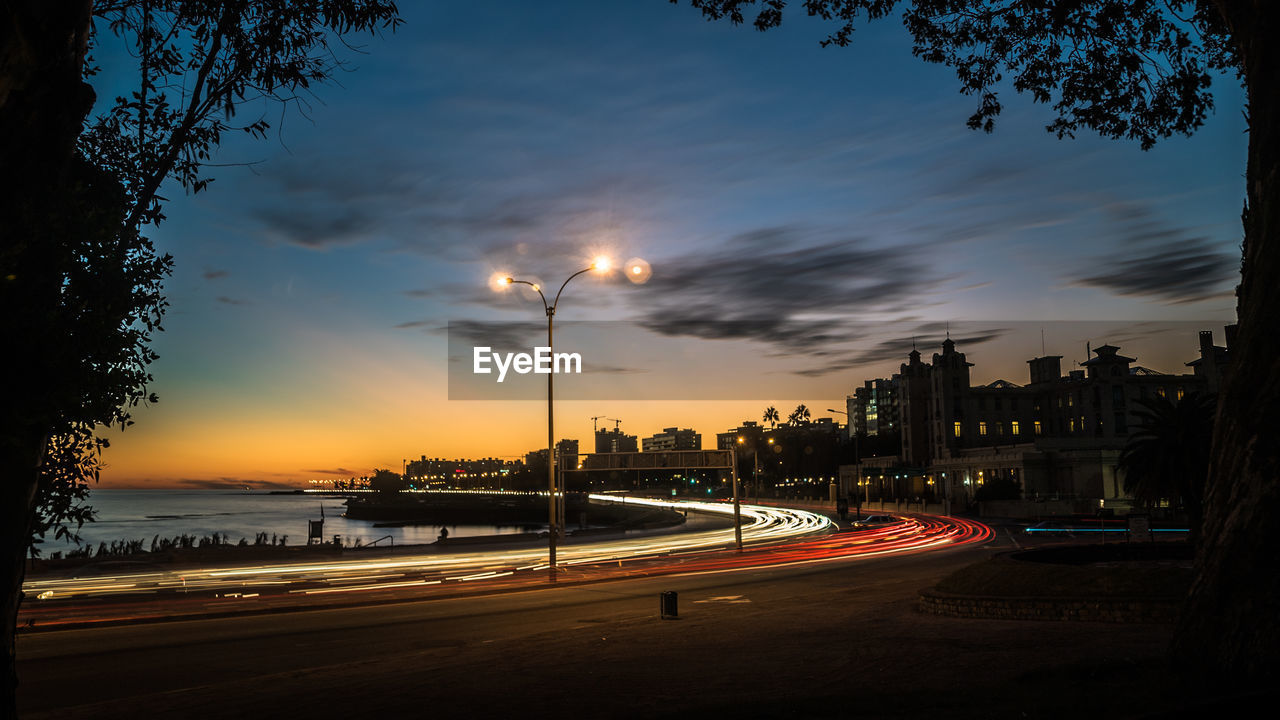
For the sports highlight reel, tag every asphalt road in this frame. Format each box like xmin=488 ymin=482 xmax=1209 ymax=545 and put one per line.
xmin=16 ymin=535 xmax=1191 ymax=720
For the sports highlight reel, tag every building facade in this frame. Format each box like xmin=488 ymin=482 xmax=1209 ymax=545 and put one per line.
xmin=844 ymin=329 xmax=1231 ymax=508
xmin=642 ymin=427 xmax=702 ymax=452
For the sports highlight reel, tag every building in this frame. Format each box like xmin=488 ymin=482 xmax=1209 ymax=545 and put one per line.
xmin=406 ymin=456 xmax=517 ymax=489
xmin=842 ymin=328 xmax=1232 ymax=509
xmin=641 ymin=427 xmax=701 ymax=452
xmin=716 ymin=421 xmax=766 ymax=451
xmin=557 ymin=438 xmax=579 ymax=469
xmin=595 ymin=427 xmax=638 ymax=454
xmin=848 ymin=377 xmax=900 ymax=437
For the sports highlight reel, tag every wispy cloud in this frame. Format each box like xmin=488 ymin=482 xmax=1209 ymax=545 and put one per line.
xmin=1068 ymin=204 xmax=1237 ymax=304
xmin=633 ymin=226 xmax=955 ymax=357
xmin=793 ymin=328 xmax=1007 ymax=376
xmin=172 ymin=478 xmax=295 ymax=490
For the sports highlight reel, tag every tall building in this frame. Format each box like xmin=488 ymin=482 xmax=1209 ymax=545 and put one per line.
xmin=595 ymin=427 xmax=638 ymax=453
xmin=898 ymin=347 xmax=932 ymax=467
xmin=849 ymin=377 xmax=900 ymax=437
xmin=556 ymin=438 xmax=579 ymax=468
xmin=641 ymin=427 xmax=701 ymax=452
xmin=842 ymin=328 xmax=1231 ymax=507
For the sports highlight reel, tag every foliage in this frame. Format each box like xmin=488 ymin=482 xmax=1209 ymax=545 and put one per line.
xmin=1118 ymin=391 xmax=1214 ymax=536
xmin=763 ymin=406 xmax=780 ymax=428
xmin=787 ymin=404 xmax=811 ymax=426
xmin=368 ymin=468 xmax=406 ymax=495
xmin=675 ymin=1 xmax=1239 ymax=149
xmin=29 ymin=426 xmax=104 ymax=557
xmin=85 ymin=0 xmax=403 ymax=228
xmin=22 ymin=0 xmax=401 ymax=549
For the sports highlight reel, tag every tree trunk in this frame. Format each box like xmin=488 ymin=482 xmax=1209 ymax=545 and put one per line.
xmin=1175 ymin=0 xmax=1280 ymax=682
xmin=0 ymin=2 xmax=94 ymax=717
xmin=0 ymin=448 xmax=41 ymax=720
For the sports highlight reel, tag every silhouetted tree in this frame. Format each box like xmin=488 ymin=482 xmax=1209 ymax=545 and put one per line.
xmin=368 ymin=468 xmax=407 ymax=496
xmin=1119 ymin=392 xmax=1215 ymax=544
xmin=787 ymin=404 xmax=811 ymax=427
xmin=674 ymin=0 xmax=1278 ymax=681
xmin=762 ymin=406 xmax=780 ymax=429
xmin=0 ymin=2 xmax=401 ymax=713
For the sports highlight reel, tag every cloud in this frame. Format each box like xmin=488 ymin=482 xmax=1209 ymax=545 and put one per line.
xmin=1068 ymin=204 xmax=1238 ymax=304
xmin=216 ymin=296 xmax=250 ymax=306
xmin=172 ymin=478 xmax=296 ymax=490
xmin=632 ymin=227 xmax=954 ymax=357
xmin=584 ymin=364 xmax=648 ymax=375
xmin=793 ymin=328 xmax=1008 ymax=377
xmin=303 ymin=468 xmax=362 ymax=476
xmin=393 ymin=319 xmax=436 ymax=330
xmin=445 ymin=320 xmax=545 ymax=354
xmin=202 ymin=269 xmax=230 ymax=280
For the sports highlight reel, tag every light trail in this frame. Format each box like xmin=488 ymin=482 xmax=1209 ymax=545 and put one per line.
xmin=19 ymin=499 xmax=990 ymax=628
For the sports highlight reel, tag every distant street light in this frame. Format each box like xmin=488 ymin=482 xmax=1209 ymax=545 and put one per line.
xmin=500 ymin=258 xmax=612 ymax=582
xmin=737 ymin=435 xmax=759 ymax=510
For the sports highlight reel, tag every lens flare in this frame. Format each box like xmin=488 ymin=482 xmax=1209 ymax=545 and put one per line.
xmin=624 ymin=257 xmax=651 ymax=284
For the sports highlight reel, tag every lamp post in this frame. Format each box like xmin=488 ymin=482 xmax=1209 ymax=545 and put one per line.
xmin=502 ymin=257 xmax=611 ymax=582
xmin=827 ymin=408 xmax=862 ymax=510
xmin=742 ymin=430 xmax=757 ymax=504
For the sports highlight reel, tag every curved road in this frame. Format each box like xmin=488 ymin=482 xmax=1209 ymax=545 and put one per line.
xmin=19 ymin=497 xmax=990 ymax=629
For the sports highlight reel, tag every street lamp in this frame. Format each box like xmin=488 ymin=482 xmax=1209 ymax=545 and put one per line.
xmin=501 ymin=257 xmax=611 ymax=581
xmin=737 ymin=435 xmax=761 ymax=506
xmin=827 ymin=408 xmax=863 ymax=511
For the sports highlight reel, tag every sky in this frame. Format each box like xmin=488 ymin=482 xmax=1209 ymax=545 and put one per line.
xmin=88 ymin=1 xmax=1246 ymax=488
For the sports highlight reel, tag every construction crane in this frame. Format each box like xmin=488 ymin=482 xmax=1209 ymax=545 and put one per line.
xmin=609 ymin=418 xmax=623 ymax=430
xmin=591 ymin=415 xmax=607 ymax=432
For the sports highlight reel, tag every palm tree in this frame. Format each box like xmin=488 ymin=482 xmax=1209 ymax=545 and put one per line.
xmin=788 ymin=404 xmax=811 ymax=427
xmin=1118 ymin=391 xmax=1215 ymax=544
xmin=763 ymin=406 xmax=779 ymax=429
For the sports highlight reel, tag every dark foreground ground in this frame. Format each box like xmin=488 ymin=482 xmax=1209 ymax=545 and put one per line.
xmin=17 ymin=539 xmax=1248 ymax=720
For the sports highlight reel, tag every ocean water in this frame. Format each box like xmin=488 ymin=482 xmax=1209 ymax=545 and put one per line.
xmin=36 ymin=489 xmax=545 ymax=552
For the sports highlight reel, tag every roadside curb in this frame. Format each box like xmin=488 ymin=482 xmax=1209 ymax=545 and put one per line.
xmin=918 ymin=587 xmax=1181 ymax=623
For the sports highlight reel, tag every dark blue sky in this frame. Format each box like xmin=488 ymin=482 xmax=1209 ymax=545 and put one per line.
xmin=90 ymin=1 xmax=1245 ymax=485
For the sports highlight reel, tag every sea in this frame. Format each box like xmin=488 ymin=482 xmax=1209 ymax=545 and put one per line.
xmin=36 ymin=489 xmax=546 ymax=552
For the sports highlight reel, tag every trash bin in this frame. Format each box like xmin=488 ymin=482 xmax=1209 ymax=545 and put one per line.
xmin=660 ymin=591 xmax=678 ymax=619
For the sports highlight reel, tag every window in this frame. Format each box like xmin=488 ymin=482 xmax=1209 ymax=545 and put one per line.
xmin=1012 ymin=421 xmax=1021 ymax=435
xmin=994 ymin=397 xmax=1003 ymax=410
xmin=995 ymin=421 xmax=1004 ymax=435
xmin=1034 ymin=420 xmax=1042 ymax=435
xmin=1157 ymin=386 xmax=1166 ymax=398
xmin=1069 ymin=417 xmax=1075 ymax=432
xmin=1176 ymin=386 xmax=1185 ymax=401
xmin=1114 ymin=413 xmax=1127 ymax=435
xmin=1068 ymin=394 xmax=1074 ymax=407
xmin=953 ymin=421 xmax=962 ymax=437
xmin=979 ymin=421 xmax=988 ymax=436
